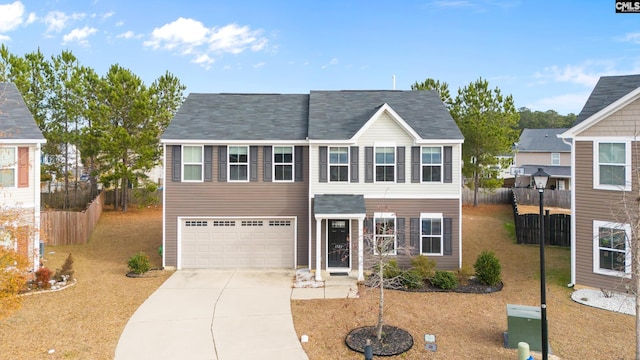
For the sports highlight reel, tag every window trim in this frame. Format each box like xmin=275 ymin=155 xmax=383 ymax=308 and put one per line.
xmin=0 ymin=146 xmax=17 ymax=188
xmin=328 ymin=146 xmax=350 ymax=183
xmin=593 ymin=220 xmax=631 ymax=277
xmin=420 ymin=212 xmax=443 ymax=256
xmin=181 ymin=145 xmax=204 ymax=182
xmin=551 ymin=152 xmax=560 ymax=166
xmin=373 ymin=212 xmax=396 ymax=255
xmin=273 ymin=145 xmax=294 ymax=182
xmin=593 ymin=140 xmax=631 ymax=191
xmin=374 ymin=145 xmax=396 ymax=183
xmin=421 ymin=146 xmax=443 ymax=183
xmin=228 ymin=145 xmax=250 ymax=182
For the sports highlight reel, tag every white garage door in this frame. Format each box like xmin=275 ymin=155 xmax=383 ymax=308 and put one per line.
xmin=180 ymin=218 xmax=295 ymax=269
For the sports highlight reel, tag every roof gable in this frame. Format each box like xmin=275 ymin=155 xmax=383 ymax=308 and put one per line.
xmin=561 ymin=75 xmax=640 ymax=138
xmin=517 ymin=128 xmax=570 ymax=152
xmin=0 ymin=83 xmax=45 ymax=142
xmin=351 ymin=103 xmax=421 ymax=141
xmin=307 ymin=90 xmax=463 ymax=141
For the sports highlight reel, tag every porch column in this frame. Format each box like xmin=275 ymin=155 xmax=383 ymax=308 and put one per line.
xmin=315 ymin=217 xmax=323 ymax=281
xmin=357 ymin=217 xmax=364 ymax=281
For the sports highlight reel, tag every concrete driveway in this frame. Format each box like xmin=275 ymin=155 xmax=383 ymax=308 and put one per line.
xmin=114 ymin=269 xmax=308 ymax=360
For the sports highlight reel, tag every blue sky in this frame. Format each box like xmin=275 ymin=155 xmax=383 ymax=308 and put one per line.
xmin=0 ymin=1 xmax=638 ymax=115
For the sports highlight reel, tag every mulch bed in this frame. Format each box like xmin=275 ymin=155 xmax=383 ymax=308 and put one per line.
xmin=345 ymin=325 xmax=414 ymax=356
xmin=365 ymin=276 xmax=503 ymax=294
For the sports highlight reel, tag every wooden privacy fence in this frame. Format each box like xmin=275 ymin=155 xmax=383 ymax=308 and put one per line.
xmin=41 ymin=191 xmax=104 ymax=246
xmin=511 ymin=188 xmax=571 ymax=208
xmin=462 ymin=187 xmax=512 ymax=204
xmin=511 ymin=191 xmax=570 ymax=247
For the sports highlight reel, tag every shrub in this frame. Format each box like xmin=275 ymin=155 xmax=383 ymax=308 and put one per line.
xmin=128 ymin=252 xmax=150 ymax=274
xmin=400 ymin=269 xmax=424 ymax=289
xmin=456 ymin=264 xmax=474 ymax=284
xmin=0 ymin=248 xmax=29 ymax=319
xmin=35 ymin=267 xmax=52 ymax=289
xmin=431 ymin=270 xmax=458 ymax=290
xmin=54 ymin=253 xmax=75 ymax=281
xmin=411 ymin=255 xmax=436 ymax=280
xmin=474 ymin=250 xmax=502 ymax=286
xmin=372 ymin=259 xmax=402 ymax=279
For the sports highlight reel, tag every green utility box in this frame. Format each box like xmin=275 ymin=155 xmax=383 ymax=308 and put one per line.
xmin=506 ymin=304 xmax=542 ymax=351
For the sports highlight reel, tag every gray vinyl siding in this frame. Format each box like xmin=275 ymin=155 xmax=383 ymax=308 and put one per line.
xmin=164 ymin=145 xmax=310 ymax=268
xmin=574 ymin=141 xmax=634 ymax=291
xmin=310 ymin=198 xmax=460 ymax=271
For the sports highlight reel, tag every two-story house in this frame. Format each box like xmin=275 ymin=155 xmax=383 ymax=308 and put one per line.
xmin=160 ymin=90 xmax=464 ymax=281
xmin=559 ymin=74 xmax=640 ymax=291
xmin=0 ymin=83 xmax=46 ymax=271
xmin=514 ymin=128 xmax=571 ymax=190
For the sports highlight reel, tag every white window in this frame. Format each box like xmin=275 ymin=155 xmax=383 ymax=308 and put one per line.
xmin=422 ymin=146 xmax=442 ymax=182
xmin=551 ymin=153 xmax=560 ymax=165
xmin=420 ymin=213 xmax=443 ymax=255
xmin=182 ymin=146 xmax=203 ymax=182
xmin=0 ymin=147 xmax=16 ymax=187
xmin=329 ymin=147 xmax=349 ymax=182
xmin=229 ymin=146 xmax=249 ymax=181
xmin=375 ymin=147 xmax=395 ymax=182
xmin=594 ymin=141 xmax=631 ymax=191
xmin=273 ymin=146 xmax=293 ymax=182
xmin=373 ymin=212 xmax=396 ymax=255
xmin=593 ymin=220 xmax=631 ymax=277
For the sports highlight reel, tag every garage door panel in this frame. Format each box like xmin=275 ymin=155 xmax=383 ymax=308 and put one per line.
xmin=181 ymin=218 xmax=294 ymax=269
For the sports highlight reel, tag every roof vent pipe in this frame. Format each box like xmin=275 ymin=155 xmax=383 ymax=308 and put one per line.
xmin=392 ymin=75 xmax=396 ymax=90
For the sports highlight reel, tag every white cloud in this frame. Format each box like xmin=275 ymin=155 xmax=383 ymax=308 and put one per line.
xmin=62 ymin=26 xmax=98 ymax=46
xmin=525 ymin=92 xmax=591 ymax=115
xmin=117 ymin=30 xmax=140 ymax=39
xmin=115 ymin=20 xmax=124 ymax=27
xmin=253 ymin=62 xmax=265 ymax=69
xmin=619 ymin=32 xmax=640 ymax=44
xmin=144 ymin=18 xmax=270 ymax=68
xmin=0 ymin=34 xmax=10 ymax=42
xmin=431 ymin=0 xmax=473 ymax=8
xmin=26 ymin=12 xmax=36 ymax=25
xmin=43 ymin=11 xmax=85 ymax=33
xmin=321 ymin=58 xmax=338 ymax=69
xmin=0 ymin=1 xmax=24 ymax=33
xmin=102 ymin=12 xmax=114 ymax=20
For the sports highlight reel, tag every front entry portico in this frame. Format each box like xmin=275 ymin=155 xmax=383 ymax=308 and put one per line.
xmin=312 ymin=194 xmax=366 ymax=282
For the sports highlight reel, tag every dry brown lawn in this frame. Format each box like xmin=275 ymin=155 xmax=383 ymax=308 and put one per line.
xmin=0 ymin=206 xmax=172 ymax=360
xmin=292 ymin=204 xmax=635 ymax=359
xmin=0 ymin=204 xmax=634 ymax=359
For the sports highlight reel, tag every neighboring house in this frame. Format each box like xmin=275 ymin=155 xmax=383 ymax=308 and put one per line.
xmin=0 ymin=83 xmax=46 ymax=271
xmin=559 ymin=74 xmax=640 ymax=291
xmin=160 ymin=90 xmax=464 ymax=281
xmin=514 ymin=128 xmax=571 ymax=190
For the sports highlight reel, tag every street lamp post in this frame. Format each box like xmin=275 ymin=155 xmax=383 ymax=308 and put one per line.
xmin=532 ymin=167 xmax=550 ymax=360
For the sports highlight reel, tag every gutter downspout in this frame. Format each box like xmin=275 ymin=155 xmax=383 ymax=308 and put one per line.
xmin=560 ymin=136 xmax=576 ymax=287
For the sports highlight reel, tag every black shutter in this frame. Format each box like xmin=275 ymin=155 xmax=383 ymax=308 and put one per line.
xmin=263 ymin=146 xmax=272 ymax=182
xmin=365 ymin=147 xmax=373 ymax=183
xmin=396 ymin=218 xmax=405 ymax=249
xmin=411 ymin=146 xmax=420 ymax=183
xmin=350 ymin=146 xmax=359 ymax=183
xmin=218 ymin=146 xmax=227 ymax=182
xmin=319 ymin=146 xmax=328 ymax=183
xmin=172 ymin=145 xmax=181 ymax=182
xmin=443 ymin=146 xmax=453 ymax=183
xmin=443 ymin=217 xmax=452 ymax=255
xmin=410 ymin=218 xmax=420 ymax=255
xmin=295 ymin=146 xmax=304 ymax=182
xmin=397 ymin=146 xmax=405 ymax=183
xmin=250 ymin=146 xmax=258 ymax=182
xmin=204 ymin=146 xmax=213 ymax=182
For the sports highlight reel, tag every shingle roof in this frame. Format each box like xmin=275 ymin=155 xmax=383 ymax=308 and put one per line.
xmin=517 ymin=128 xmax=570 ymax=152
xmin=574 ymin=74 xmax=640 ymax=125
xmin=521 ymin=165 xmax=570 ymax=178
xmin=308 ymin=90 xmax=463 ymax=140
xmin=162 ymin=90 xmax=463 ymax=142
xmin=162 ymin=93 xmax=310 ymax=141
xmin=0 ymin=83 xmax=45 ymax=141
xmin=314 ymin=194 xmax=366 ymax=215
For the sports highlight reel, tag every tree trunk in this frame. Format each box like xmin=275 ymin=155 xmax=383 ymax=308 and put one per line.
xmin=376 ymin=259 xmax=385 ymax=341
xmin=473 ymin=165 xmax=480 ymax=207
